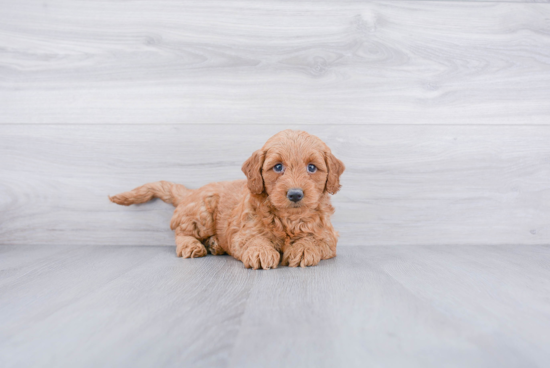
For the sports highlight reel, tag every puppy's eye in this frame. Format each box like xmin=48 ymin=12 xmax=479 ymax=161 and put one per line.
xmin=307 ymin=164 xmax=317 ymax=173
xmin=273 ymin=163 xmax=284 ymax=173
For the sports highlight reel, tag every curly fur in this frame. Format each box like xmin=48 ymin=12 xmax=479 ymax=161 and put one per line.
xmin=109 ymin=130 xmax=345 ymax=269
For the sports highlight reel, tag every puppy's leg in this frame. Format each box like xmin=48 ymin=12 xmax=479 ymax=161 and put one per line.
xmin=176 ymin=232 xmax=207 ymax=258
xmin=171 ymin=193 xmax=219 ymax=259
xmin=239 ymin=237 xmax=280 ymax=270
xmin=282 ymin=236 xmax=328 ymax=268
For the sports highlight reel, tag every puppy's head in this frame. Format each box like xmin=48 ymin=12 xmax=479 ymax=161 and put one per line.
xmin=242 ymin=130 xmax=345 ymax=210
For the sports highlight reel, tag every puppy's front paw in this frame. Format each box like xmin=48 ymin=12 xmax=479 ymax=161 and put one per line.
xmin=176 ymin=236 xmax=207 ymax=258
xmin=282 ymin=240 xmax=321 ymax=268
xmin=241 ymin=246 xmax=280 ymax=270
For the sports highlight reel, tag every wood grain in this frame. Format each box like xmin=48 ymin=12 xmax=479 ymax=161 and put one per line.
xmin=0 ymin=245 xmax=256 ymax=368
xmin=0 ymin=1 xmax=549 ymax=125
xmin=1 ymin=124 xmax=549 ymax=247
xmin=1 ymin=245 xmax=549 ymax=368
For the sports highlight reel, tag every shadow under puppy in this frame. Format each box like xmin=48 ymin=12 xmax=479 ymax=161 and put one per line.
xmin=109 ymin=130 xmax=345 ymax=269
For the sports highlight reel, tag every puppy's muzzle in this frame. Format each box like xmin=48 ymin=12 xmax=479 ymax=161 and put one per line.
xmin=287 ymin=188 xmax=304 ymax=203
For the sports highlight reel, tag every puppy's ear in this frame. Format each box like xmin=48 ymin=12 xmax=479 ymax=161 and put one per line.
xmin=325 ymin=152 xmax=345 ymax=195
xmin=242 ymin=149 xmax=266 ymax=195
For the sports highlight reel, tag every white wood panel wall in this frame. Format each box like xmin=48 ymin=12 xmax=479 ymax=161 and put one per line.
xmin=1 ymin=0 xmax=549 ymax=247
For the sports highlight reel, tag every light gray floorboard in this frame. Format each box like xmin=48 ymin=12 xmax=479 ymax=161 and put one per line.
xmin=0 ymin=245 xmax=549 ymax=368
xmin=0 ymin=246 xmax=255 ymax=368
xmin=230 ymin=245 xmax=550 ymax=368
xmin=2 ymin=125 xmax=549 ymax=246
xmin=1 ymin=1 xmax=549 ymax=125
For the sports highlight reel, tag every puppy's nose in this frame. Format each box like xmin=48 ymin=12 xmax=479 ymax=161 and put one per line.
xmin=287 ymin=188 xmax=304 ymax=203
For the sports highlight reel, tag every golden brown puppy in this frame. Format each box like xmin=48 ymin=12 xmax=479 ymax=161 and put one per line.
xmin=109 ymin=130 xmax=345 ymax=269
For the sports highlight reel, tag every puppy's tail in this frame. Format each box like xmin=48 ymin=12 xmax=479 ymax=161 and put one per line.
xmin=109 ymin=181 xmax=190 ymax=207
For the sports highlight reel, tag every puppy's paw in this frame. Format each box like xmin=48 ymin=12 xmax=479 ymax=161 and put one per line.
xmin=241 ymin=246 xmax=280 ymax=270
xmin=176 ymin=236 xmax=207 ymax=258
xmin=282 ymin=240 xmax=321 ymax=268
xmin=204 ymin=236 xmax=225 ymax=255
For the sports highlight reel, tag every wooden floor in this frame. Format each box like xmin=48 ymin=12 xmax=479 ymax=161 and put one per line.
xmin=1 ymin=245 xmax=550 ymax=368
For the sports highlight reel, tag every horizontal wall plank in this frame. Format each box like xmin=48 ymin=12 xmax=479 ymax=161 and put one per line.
xmin=0 ymin=1 xmax=549 ymax=125
xmin=1 ymin=124 xmax=549 ymax=246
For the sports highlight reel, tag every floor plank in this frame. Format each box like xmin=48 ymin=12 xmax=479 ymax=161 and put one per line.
xmin=0 ymin=245 xmax=549 ymax=368
xmin=1 ymin=1 xmax=549 ymax=125
xmin=230 ymin=245 xmax=550 ymax=368
xmin=0 ymin=246 xmax=256 ymax=368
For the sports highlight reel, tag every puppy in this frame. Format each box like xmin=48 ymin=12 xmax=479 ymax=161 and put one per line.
xmin=109 ymin=130 xmax=345 ymax=269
